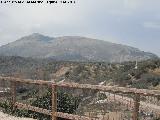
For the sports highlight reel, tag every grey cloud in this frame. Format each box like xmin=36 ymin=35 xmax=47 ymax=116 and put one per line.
xmin=143 ymin=22 xmax=160 ymax=29
xmin=0 ymin=0 xmax=160 ymax=56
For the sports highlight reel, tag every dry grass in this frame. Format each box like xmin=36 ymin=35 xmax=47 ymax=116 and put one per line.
xmin=150 ymin=68 xmax=160 ymax=75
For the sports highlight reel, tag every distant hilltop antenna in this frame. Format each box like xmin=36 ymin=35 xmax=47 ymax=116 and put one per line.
xmin=109 ymin=61 xmax=112 ymax=69
xmin=135 ymin=60 xmax=138 ymax=69
xmin=120 ymin=55 xmax=122 ymax=64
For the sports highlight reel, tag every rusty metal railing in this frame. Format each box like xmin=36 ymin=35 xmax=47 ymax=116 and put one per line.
xmin=0 ymin=76 xmax=160 ymax=120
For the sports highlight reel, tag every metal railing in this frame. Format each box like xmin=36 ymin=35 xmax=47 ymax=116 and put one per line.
xmin=0 ymin=76 xmax=160 ymax=120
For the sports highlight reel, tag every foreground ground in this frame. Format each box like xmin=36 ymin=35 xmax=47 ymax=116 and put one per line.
xmin=0 ymin=111 xmax=35 ymax=120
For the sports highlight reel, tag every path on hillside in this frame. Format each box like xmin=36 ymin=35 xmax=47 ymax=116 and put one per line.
xmin=96 ymin=92 xmax=160 ymax=115
xmin=0 ymin=111 xmax=36 ymax=120
xmin=108 ymin=93 xmax=160 ymax=113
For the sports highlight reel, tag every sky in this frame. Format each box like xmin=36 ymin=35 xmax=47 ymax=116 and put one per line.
xmin=0 ymin=0 xmax=160 ymax=56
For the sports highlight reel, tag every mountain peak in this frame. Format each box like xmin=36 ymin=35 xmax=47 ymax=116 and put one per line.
xmin=28 ymin=33 xmax=50 ymax=38
xmin=31 ymin=33 xmax=43 ymax=37
xmin=21 ymin=33 xmax=54 ymax=42
xmin=0 ymin=34 xmax=158 ymax=62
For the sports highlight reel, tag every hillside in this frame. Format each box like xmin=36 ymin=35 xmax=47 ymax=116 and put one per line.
xmin=0 ymin=56 xmax=160 ymax=89
xmin=0 ymin=56 xmax=160 ymax=120
xmin=0 ymin=33 xmax=158 ymax=62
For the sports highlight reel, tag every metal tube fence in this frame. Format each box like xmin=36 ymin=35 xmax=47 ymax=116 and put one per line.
xmin=0 ymin=76 xmax=160 ymax=120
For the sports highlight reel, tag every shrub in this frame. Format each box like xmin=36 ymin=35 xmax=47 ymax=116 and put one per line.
xmin=0 ymin=90 xmax=81 ymax=120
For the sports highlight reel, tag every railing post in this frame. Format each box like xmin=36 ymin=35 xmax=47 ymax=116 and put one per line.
xmin=11 ymin=81 xmax=16 ymax=109
xmin=52 ymin=84 xmax=57 ymax=120
xmin=133 ymin=94 xmax=140 ymax=120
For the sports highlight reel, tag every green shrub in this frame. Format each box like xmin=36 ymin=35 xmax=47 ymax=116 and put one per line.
xmin=0 ymin=90 xmax=81 ymax=120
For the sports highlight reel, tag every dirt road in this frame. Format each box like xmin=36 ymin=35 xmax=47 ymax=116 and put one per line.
xmin=96 ymin=92 xmax=160 ymax=115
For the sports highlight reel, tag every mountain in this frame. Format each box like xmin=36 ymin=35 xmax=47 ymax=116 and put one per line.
xmin=0 ymin=33 xmax=158 ymax=62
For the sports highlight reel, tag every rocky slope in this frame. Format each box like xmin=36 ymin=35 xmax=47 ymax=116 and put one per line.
xmin=0 ymin=33 xmax=158 ymax=62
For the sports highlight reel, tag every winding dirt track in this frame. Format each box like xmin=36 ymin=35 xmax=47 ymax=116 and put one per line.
xmin=97 ymin=93 xmax=160 ymax=115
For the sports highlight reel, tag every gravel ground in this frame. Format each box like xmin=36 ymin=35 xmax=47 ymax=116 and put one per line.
xmin=0 ymin=111 xmax=36 ymax=120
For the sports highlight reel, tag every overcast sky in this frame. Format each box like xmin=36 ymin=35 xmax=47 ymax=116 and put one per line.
xmin=0 ymin=0 xmax=160 ymax=56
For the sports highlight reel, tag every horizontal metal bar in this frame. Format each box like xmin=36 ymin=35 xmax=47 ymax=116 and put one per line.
xmin=15 ymin=102 xmax=95 ymax=120
xmin=15 ymin=102 xmax=51 ymax=115
xmin=0 ymin=76 xmax=160 ymax=96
